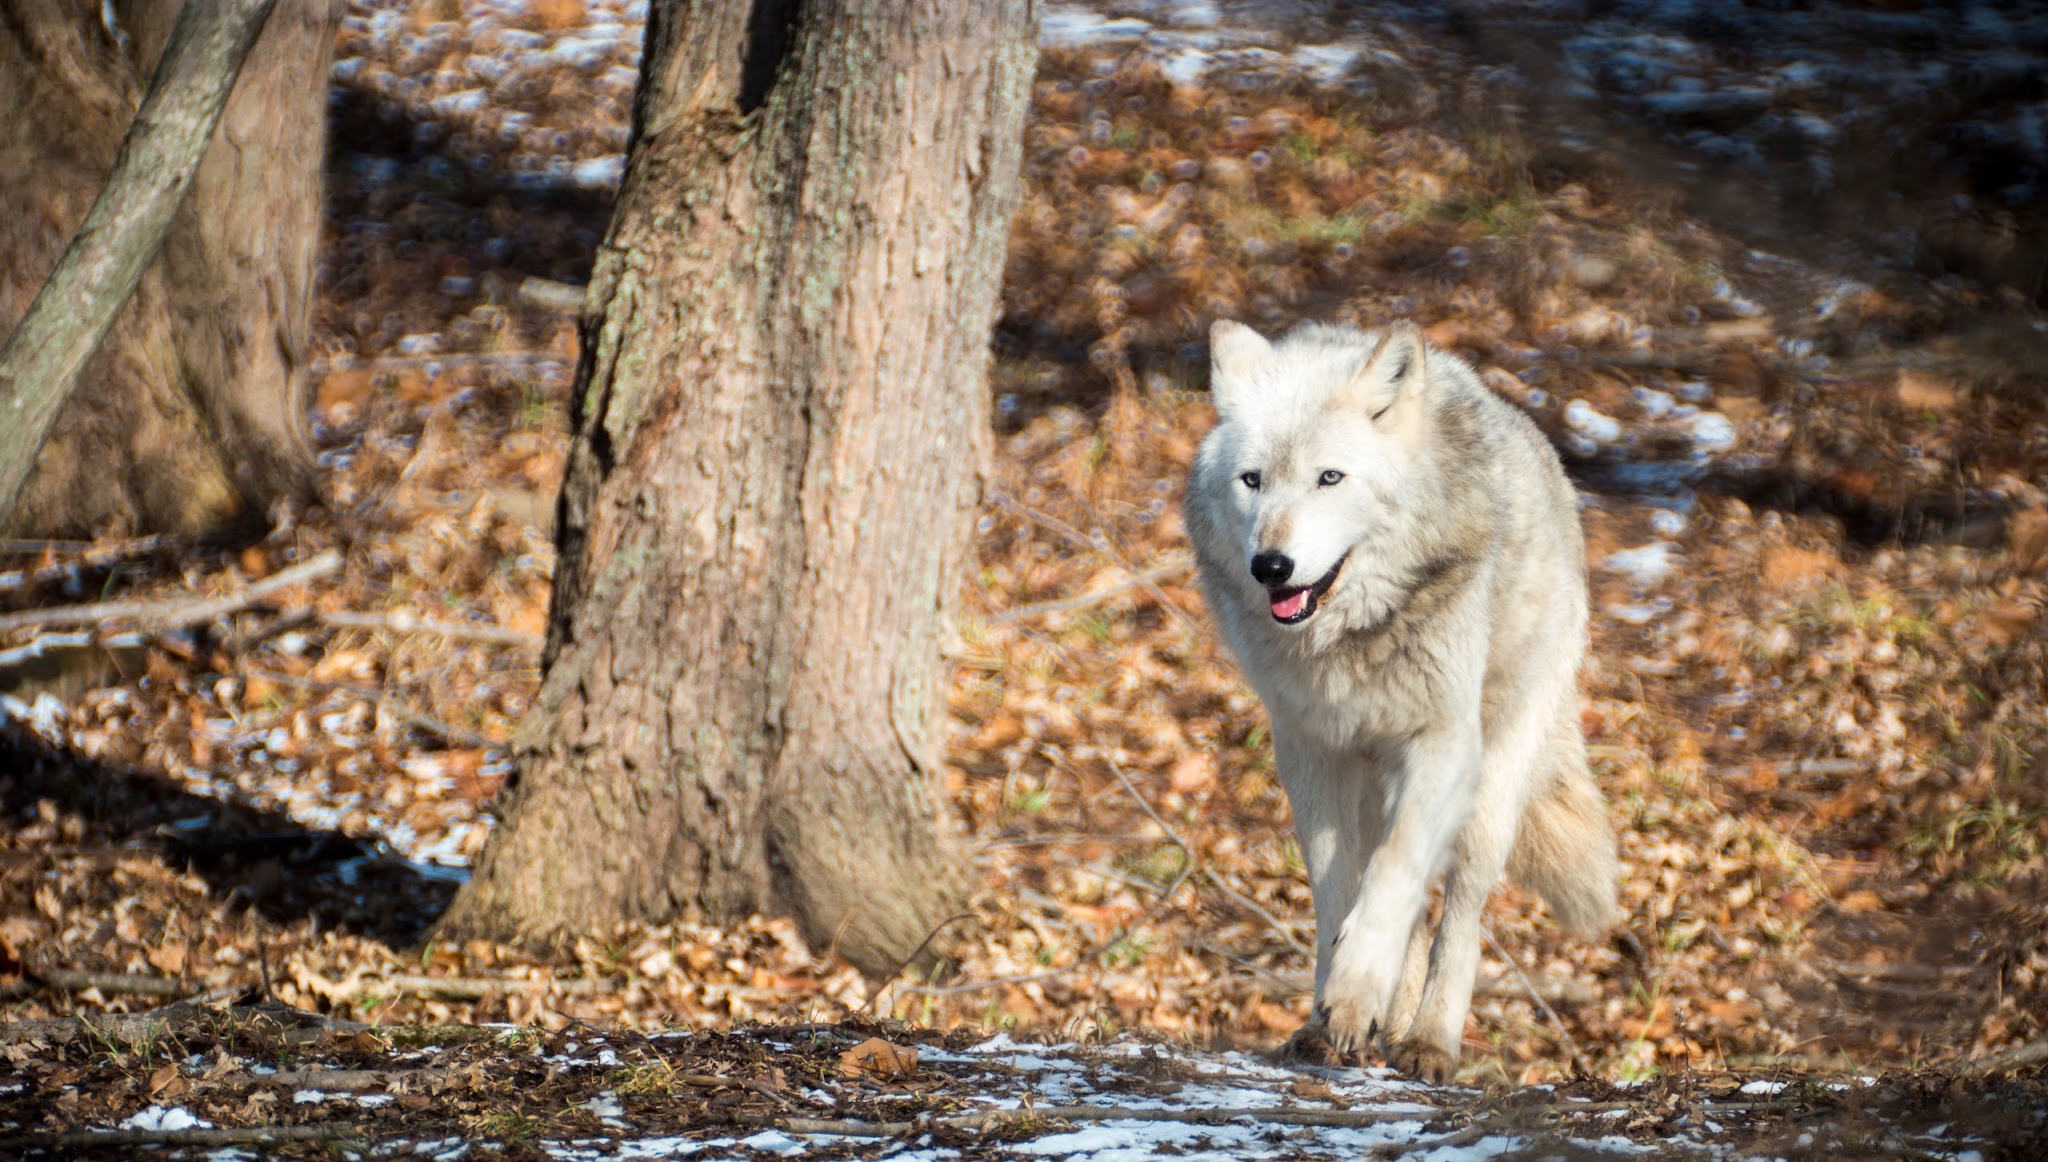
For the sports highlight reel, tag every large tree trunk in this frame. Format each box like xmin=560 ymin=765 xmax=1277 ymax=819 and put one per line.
xmin=438 ymin=0 xmax=1037 ymax=976
xmin=0 ymin=0 xmax=334 ymax=537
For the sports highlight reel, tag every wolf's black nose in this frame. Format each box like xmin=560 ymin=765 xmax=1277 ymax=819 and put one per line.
xmin=1249 ymin=551 xmax=1294 ymax=586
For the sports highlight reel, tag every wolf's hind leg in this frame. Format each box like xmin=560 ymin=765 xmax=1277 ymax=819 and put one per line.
xmin=1392 ymin=699 xmax=1550 ymax=1079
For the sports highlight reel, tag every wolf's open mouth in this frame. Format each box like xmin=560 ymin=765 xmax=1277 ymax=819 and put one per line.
xmin=1267 ymin=553 xmax=1349 ymax=625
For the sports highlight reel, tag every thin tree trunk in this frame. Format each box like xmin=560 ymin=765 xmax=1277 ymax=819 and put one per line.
xmin=439 ymin=0 xmax=1038 ymax=976
xmin=0 ymin=0 xmax=332 ymax=537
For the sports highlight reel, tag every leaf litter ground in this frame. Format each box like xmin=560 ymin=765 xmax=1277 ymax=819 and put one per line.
xmin=3 ymin=0 xmax=2047 ymax=1156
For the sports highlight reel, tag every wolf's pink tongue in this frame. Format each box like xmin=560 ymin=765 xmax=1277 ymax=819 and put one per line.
xmin=1270 ymin=589 xmax=1309 ymax=620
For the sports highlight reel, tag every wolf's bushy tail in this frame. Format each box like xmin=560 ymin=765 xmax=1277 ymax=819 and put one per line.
xmin=1508 ymin=715 xmax=1618 ymax=937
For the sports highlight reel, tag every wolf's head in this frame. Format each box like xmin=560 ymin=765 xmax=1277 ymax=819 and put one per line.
xmin=1186 ymin=319 xmax=1437 ymax=634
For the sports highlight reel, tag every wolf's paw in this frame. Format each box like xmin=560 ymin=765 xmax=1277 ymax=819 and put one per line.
xmin=1273 ymin=1014 xmax=1365 ymax=1068
xmin=1318 ymin=995 xmax=1384 ymax=1061
xmin=1385 ymin=1038 xmax=1458 ymax=1084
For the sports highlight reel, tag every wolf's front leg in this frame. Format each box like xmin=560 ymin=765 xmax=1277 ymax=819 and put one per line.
xmin=1320 ymin=727 xmax=1481 ymax=1061
xmin=1271 ymin=734 xmax=1369 ymax=1060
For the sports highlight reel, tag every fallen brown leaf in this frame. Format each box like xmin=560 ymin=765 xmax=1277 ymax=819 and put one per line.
xmin=838 ymin=1036 xmax=918 ymax=1079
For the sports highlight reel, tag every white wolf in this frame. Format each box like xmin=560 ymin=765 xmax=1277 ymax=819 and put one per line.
xmin=1183 ymin=319 xmax=1618 ymax=1081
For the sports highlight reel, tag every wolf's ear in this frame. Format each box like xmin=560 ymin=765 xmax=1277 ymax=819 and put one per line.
xmin=1208 ymin=320 xmax=1270 ymax=418
xmin=1345 ymin=321 xmax=1428 ymax=429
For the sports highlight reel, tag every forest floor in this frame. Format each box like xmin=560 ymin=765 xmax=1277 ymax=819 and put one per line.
xmin=4 ymin=0 xmax=2048 ymax=1156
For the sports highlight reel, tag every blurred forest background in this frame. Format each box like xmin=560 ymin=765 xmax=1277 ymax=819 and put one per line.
xmin=4 ymin=0 xmax=2047 ymax=1096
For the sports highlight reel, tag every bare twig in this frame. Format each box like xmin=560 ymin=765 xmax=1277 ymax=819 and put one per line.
xmin=6 ymin=968 xmax=194 ymax=999
xmin=1198 ymin=868 xmax=1313 ymax=958
xmin=1822 ymin=959 xmax=1975 ymax=984
xmin=0 ymin=550 xmax=341 ymax=634
xmin=1482 ymin=925 xmax=1582 ymax=1065
xmin=988 ymin=493 xmax=1196 ymax=629
xmin=1962 ymin=1033 xmax=2048 ymax=1075
xmin=987 ymin=557 xmax=1193 ymax=624
xmin=862 ymin=912 xmax=978 ymax=1013
xmin=517 ymin=276 xmax=589 ymax=314
xmin=349 ymin=973 xmax=618 ymax=1001
xmin=0 ymin=630 xmax=146 ymax=672
xmin=241 ymin=668 xmax=502 ymax=750
xmin=1103 ymin=756 xmax=1312 ymax=958
xmin=317 ymin=609 xmax=542 ymax=648
xmin=673 ymin=1071 xmax=793 ymax=1108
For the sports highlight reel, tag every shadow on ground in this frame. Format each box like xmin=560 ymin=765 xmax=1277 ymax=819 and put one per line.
xmin=0 ymin=726 xmax=454 ymax=951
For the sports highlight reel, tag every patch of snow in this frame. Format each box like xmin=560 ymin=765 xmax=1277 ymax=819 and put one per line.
xmin=1604 ymin=542 xmax=1677 ymax=588
xmin=1738 ymin=1079 xmax=1789 ymax=1095
xmin=119 ymin=1105 xmax=214 ymax=1132
xmin=1689 ymin=412 xmax=1738 ymax=451
xmin=584 ymin=1090 xmax=629 ymax=1129
xmin=1565 ymin=399 xmax=1623 ymax=443
xmin=1042 ymin=7 xmax=1154 ymax=48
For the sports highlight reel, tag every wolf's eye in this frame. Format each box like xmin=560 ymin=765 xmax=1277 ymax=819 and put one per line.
xmin=1318 ymin=469 xmax=1345 ymax=486
xmin=1238 ymin=470 xmax=1261 ymax=490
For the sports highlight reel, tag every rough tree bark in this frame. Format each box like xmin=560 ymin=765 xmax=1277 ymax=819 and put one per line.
xmin=0 ymin=0 xmax=336 ymax=537
xmin=438 ymin=0 xmax=1038 ymax=976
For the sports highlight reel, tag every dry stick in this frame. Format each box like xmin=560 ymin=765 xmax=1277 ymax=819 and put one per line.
xmin=862 ymin=912 xmax=978 ymax=1014
xmin=1480 ymin=925 xmax=1583 ymax=1067
xmin=0 ymin=550 xmax=341 ymax=634
xmin=1104 ymin=756 xmax=1312 ymax=958
xmin=0 ymin=533 xmax=179 ymax=573
xmin=363 ymin=974 xmax=617 ymax=1001
xmin=673 ymin=1071 xmax=794 ymax=1108
xmin=1963 ymin=1033 xmax=2048 ymax=1075
xmin=11 ymin=968 xmax=192 ymax=999
xmin=0 ymin=1125 xmax=360 ymax=1153
xmin=317 ymin=608 xmax=542 ymax=648
xmin=0 ymin=630 xmax=146 ymax=671
xmin=988 ymin=558 xmax=1193 ymax=624
xmin=900 ymin=839 xmax=1199 ymax=999
xmin=872 ymin=757 xmax=1225 ymax=999
xmin=988 ymin=493 xmax=1198 ymax=630
xmin=0 ymin=0 xmax=281 ymax=515
xmin=242 ymin=667 xmax=500 ymax=751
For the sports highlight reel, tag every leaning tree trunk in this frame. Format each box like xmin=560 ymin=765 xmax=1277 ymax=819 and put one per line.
xmin=438 ymin=0 xmax=1037 ymax=976
xmin=0 ymin=0 xmax=334 ymax=537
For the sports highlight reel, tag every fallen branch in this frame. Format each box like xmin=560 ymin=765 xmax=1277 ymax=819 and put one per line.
xmin=5 ymin=968 xmax=196 ymax=999
xmin=1962 ymin=1033 xmax=2048 ymax=1075
xmin=345 ymin=973 xmax=619 ymax=1001
xmin=0 ymin=1125 xmax=360 ymax=1153
xmin=0 ymin=550 xmax=341 ymax=634
xmin=317 ymin=608 xmax=542 ymax=648
xmin=0 ymin=630 xmax=147 ymax=673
